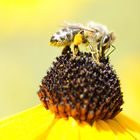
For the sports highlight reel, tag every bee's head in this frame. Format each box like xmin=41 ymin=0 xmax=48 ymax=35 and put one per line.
xmin=103 ymin=35 xmax=110 ymax=44
xmin=103 ymin=32 xmax=116 ymax=46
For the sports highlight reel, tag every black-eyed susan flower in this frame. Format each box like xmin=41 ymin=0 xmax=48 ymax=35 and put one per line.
xmin=0 ymin=52 xmax=140 ymax=140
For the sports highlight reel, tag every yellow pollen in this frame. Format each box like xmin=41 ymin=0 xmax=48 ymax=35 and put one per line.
xmin=74 ymin=33 xmax=83 ymax=45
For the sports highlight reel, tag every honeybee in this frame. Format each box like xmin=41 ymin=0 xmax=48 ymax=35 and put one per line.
xmin=49 ymin=21 xmax=116 ymax=64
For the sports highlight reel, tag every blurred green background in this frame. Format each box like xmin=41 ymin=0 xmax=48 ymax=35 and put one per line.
xmin=0 ymin=0 xmax=140 ymax=123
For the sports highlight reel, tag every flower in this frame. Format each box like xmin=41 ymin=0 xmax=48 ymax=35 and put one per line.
xmin=0 ymin=104 xmax=140 ymax=140
xmin=0 ymin=52 xmax=140 ymax=140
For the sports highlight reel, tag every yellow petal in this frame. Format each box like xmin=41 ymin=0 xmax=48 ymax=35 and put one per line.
xmin=95 ymin=120 xmax=115 ymax=139
xmin=46 ymin=117 xmax=79 ymax=140
xmin=78 ymin=122 xmax=93 ymax=140
xmin=115 ymin=113 xmax=140 ymax=139
xmin=0 ymin=104 xmax=55 ymax=140
xmin=91 ymin=120 xmax=115 ymax=140
xmin=106 ymin=119 xmax=136 ymax=140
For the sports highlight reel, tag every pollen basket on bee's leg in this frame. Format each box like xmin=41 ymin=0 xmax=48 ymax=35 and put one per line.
xmin=37 ymin=52 xmax=123 ymax=125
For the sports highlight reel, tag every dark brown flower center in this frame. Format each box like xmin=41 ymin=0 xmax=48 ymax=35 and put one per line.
xmin=38 ymin=52 xmax=123 ymax=125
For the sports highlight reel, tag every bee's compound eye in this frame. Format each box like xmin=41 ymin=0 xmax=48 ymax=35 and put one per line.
xmin=103 ymin=35 xmax=110 ymax=44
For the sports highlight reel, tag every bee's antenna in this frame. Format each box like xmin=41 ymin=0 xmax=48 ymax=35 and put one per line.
xmin=107 ymin=45 xmax=116 ymax=57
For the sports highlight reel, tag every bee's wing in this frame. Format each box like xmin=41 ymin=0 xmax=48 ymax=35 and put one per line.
xmin=87 ymin=21 xmax=109 ymax=34
xmin=63 ymin=21 xmax=84 ymax=29
xmin=62 ymin=21 xmax=97 ymax=32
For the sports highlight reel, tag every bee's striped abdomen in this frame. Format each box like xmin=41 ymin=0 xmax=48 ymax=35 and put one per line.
xmin=50 ymin=28 xmax=80 ymax=47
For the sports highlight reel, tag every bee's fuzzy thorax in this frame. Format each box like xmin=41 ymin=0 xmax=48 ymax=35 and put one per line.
xmin=38 ymin=52 xmax=123 ymax=125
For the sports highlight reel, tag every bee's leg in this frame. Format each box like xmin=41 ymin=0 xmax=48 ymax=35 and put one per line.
xmin=91 ymin=51 xmax=100 ymax=65
xmin=88 ymin=43 xmax=100 ymax=65
xmin=98 ymin=35 xmax=105 ymax=58
xmin=74 ymin=45 xmax=80 ymax=56
xmin=62 ymin=45 xmax=71 ymax=54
